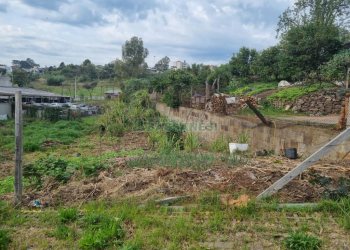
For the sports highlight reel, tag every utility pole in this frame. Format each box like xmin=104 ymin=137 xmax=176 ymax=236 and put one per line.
xmin=346 ymin=67 xmax=349 ymax=89
xmin=14 ymin=91 xmax=23 ymax=206
xmin=74 ymin=76 xmax=77 ymax=101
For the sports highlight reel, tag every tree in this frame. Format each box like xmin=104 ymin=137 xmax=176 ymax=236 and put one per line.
xmin=154 ymin=56 xmax=170 ymax=72
xmin=83 ymin=81 xmax=98 ymax=99
xmin=230 ymin=47 xmax=257 ymax=78
xmin=12 ymin=69 xmax=30 ymax=87
xmin=279 ymin=22 xmax=342 ymax=81
xmin=122 ymin=36 xmax=149 ymax=77
xmin=277 ymin=0 xmax=350 ymax=36
xmin=321 ymin=50 xmax=350 ymax=84
xmin=253 ymin=46 xmax=281 ymax=81
xmin=80 ymin=59 xmax=97 ymax=81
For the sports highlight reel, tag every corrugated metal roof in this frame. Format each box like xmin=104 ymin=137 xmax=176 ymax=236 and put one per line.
xmin=0 ymin=86 xmax=69 ymax=98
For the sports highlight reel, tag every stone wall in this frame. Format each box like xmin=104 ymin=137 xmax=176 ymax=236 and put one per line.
xmin=156 ymin=103 xmax=350 ymax=160
xmin=272 ymin=89 xmax=344 ymax=115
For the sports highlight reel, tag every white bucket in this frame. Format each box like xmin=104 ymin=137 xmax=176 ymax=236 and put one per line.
xmin=229 ymin=143 xmax=249 ymax=154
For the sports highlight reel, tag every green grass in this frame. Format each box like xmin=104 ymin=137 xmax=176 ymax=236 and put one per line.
xmin=284 ymin=231 xmax=322 ymax=250
xmin=3 ymin=197 xmax=350 ymax=249
xmin=267 ymin=83 xmax=333 ymax=101
xmin=228 ymin=82 xmax=278 ymax=96
xmin=0 ymin=117 xmax=96 ymax=154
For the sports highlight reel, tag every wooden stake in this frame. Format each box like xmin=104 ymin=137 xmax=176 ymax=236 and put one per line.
xmin=257 ymin=127 xmax=350 ymax=199
xmin=14 ymin=91 xmax=23 ymax=205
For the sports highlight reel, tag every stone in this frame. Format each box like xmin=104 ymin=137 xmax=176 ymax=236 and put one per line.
xmin=278 ymin=80 xmax=291 ymax=88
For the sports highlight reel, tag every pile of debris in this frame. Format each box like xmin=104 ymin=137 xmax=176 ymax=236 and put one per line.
xmin=204 ymin=94 xmax=259 ymax=115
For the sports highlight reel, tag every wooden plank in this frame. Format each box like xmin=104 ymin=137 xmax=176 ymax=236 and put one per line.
xmin=257 ymin=127 xmax=350 ymax=200
xmin=245 ymin=99 xmax=272 ymax=126
xmin=14 ymin=91 xmax=23 ymax=205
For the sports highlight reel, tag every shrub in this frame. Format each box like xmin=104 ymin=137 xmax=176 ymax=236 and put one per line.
xmin=47 ymin=75 xmax=65 ymax=86
xmin=58 ymin=208 xmax=79 ymax=223
xmin=0 ymin=229 xmax=11 ymax=250
xmin=284 ymin=231 xmax=321 ymax=250
xmin=163 ymin=121 xmax=185 ymax=144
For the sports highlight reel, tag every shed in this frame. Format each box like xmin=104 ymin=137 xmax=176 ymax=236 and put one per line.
xmin=104 ymin=90 xmax=121 ymax=99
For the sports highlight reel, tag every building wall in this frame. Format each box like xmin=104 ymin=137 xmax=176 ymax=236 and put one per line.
xmin=0 ymin=76 xmax=12 ymax=87
xmin=0 ymin=103 xmax=12 ymax=118
xmin=156 ymin=103 xmax=350 ymax=160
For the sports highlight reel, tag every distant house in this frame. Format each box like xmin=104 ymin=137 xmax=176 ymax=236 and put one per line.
xmin=104 ymin=90 xmax=121 ymax=99
xmin=171 ymin=60 xmax=189 ymax=70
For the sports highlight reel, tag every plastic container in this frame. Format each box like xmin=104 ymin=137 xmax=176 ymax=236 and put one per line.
xmin=229 ymin=143 xmax=249 ymax=154
xmin=285 ymin=148 xmax=298 ymax=159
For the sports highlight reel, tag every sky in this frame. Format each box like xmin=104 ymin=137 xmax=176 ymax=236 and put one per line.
xmin=0 ymin=0 xmax=293 ymax=67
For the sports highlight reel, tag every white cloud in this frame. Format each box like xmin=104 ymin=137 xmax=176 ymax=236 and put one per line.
xmin=0 ymin=0 xmax=291 ymax=67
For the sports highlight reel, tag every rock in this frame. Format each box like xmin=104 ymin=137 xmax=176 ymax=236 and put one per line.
xmin=278 ymin=80 xmax=291 ymax=88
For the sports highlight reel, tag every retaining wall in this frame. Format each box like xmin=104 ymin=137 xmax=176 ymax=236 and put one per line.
xmin=156 ymin=103 xmax=350 ymax=160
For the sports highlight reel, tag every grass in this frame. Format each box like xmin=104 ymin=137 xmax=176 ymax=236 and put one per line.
xmin=228 ymin=82 xmax=278 ymax=96
xmin=1 ymin=197 xmax=350 ymax=249
xmin=267 ymin=83 xmax=334 ymax=102
xmin=284 ymin=231 xmax=322 ymax=250
xmin=0 ymin=117 xmax=96 ymax=154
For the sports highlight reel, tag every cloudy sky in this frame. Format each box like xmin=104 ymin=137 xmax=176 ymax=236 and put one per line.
xmin=0 ymin=0 xmax=293 ymax=67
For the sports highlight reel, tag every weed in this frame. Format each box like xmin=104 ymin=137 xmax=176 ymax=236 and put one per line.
xmin=0 ymin=229 xmax=11 ymax=250
xmin=284 ymin=231 xmax=321 ymax=250
xmin=79 ymin=217 xmax=124 ymax=249
xmin=210 ymin=136 xmax=230 ymax=153
xmin=53 ymin=225 xmax=76 ymax=240
xmin=58 ymin=208 xmax=79 ymax=223
xmin=24 ymin=155 xmax=72 ymax=186
xmin=237 ymin=131 xmax=250 ymax=144
xmin=184 ymin=132 xmax=200 ymax=152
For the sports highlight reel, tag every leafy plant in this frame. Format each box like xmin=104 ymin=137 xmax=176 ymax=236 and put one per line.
xmin=284 ymin=231 xmax=321 ymax=250
xmin=0 ymin=229 xmax=11 ymax=250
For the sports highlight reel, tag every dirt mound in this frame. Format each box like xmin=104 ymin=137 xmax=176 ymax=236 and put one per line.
xmin=17 ymin=157 xmax=350 ymax=206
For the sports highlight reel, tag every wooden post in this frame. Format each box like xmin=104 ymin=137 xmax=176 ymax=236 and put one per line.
xmin=346 ymin=67 xmax=349 ymax=89
xmin=14 ymin=91 xmax=23 ymax=205
xmin=245 ymin=99 xmax=272 ymax=126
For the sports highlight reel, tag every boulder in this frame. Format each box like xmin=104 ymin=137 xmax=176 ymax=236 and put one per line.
xmin=278 ymin=80 xmax=291 ymax=88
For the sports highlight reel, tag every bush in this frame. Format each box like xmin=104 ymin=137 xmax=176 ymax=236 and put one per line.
xmin=47 ymin=75 xmax=65 ymax=86
xmin=284 ymin=231 xmax=321 ymax=250
xmin=164 ymin=121 xmax=185 ymax=144
xmin=0 ymin=229 xmax=11 ymax=250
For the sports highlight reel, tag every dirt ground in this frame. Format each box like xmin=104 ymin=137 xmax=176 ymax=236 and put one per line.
xmin=1 ymin=132 xmax=350 ymax=206
xmin=12 ymin=157 xmax=350 ymax=206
